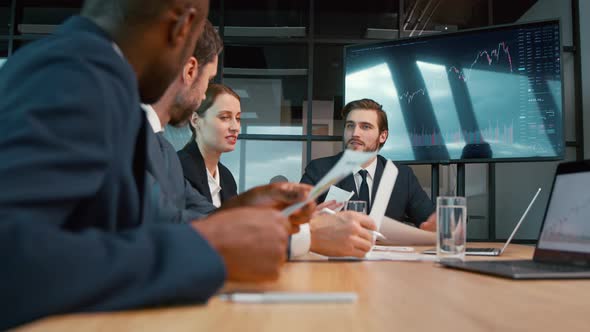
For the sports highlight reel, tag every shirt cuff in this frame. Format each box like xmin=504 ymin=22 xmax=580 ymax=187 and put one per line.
xmin=289 ymin=224 xmax=311 ymax=259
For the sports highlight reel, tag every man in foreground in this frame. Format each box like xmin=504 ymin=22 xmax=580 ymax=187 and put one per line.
xmin=0 ymin=0 xmax=312 ymax=329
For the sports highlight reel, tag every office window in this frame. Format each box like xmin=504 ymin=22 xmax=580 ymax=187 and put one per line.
xmin=0 ymin=4 xmax=9 ymax=35
xmin=0 ymin=40 xmax=7 ymax=63
xmin=163 ymin=124 xmax=192 ymax=152
xmin=315 ymin=1 xmax=398 ymax=39
xmin=312 ymin=45 xmax=347 ymax=136
xmin=223 ymin=74 xmax=307 ymax=133
xmin=224 ymin=0 xmax=307 ymax=30
xmin=220 ymin=140 xmax=304 ymax=193
xmin=310 ymin=141 xmax=342 ymax=165
xmin=16 ymin=4 xmax=79 ymax=36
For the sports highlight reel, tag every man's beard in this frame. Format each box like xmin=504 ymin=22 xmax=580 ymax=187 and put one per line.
xmin=169 ymin=93 xmax=201 ymax=126
xmin=345 ymin=138 xmax=380 ymax=152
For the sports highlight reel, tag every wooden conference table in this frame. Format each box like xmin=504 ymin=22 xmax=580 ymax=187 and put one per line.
xmin=16 ymin=244 xmax=590 ymax=332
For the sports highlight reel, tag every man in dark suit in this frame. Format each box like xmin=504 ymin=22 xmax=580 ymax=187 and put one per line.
xmin=145 ymin=115 xmax=217 ymax=222
xmin=144 ymin=20 xmax=222 ymax=223
xmin=301 ymin=99 xmax=437 ymax=231
xmin=0 ymin=0 xmax=313 ymax=329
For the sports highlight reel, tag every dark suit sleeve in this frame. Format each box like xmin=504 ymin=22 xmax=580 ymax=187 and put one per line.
xmin=1 ymin=222 xmax=225 ymax=329
xmin=183 ymin=179 xmax=217 ymax=221
xmin=0 ymin=56 xmax=225 ymax=329
xmin=144 ymin=170 xmax=215 ymax=224
xmin=300 ymin=160 xmax=331 ymax=203
xmin=405 ymin=169 xmax=435 ymax=226
xmin=300 ymin=161 xmax=320 ymax=185
xmin=158 ymin=136 xmax=217 ymax=223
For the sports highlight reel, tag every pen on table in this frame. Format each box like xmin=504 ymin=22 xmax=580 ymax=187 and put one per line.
xmin=219 ymin=292 xmax=358 ymax=303
xmin=320 ymin=207 xmax=387 ymax=240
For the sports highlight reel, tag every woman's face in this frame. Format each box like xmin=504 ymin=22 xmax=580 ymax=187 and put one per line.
xmin=192 ymin=93 xmax=241 ymax=153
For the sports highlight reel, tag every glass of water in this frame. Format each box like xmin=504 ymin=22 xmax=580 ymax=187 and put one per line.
xmin=345 ymin=200 xmax=367 ymax=214
xmin=436 ymin=196 xmax=467 ymax=261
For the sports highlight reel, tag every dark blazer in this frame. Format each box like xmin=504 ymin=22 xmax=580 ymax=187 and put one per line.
xmin=0 ymin=16 xmax=224 ymax=330
xmin=300 ymin=153 xmax=434 ymax=226
xmin=146 ymin=130 xmax=216 ymax=223
xmin=178 ymin=140 xmax=238 ymax=204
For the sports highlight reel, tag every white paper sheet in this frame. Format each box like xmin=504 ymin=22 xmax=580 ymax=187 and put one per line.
xmin=324 ymin=186 xmax=354 ymax=212
xmin=364 ymin=251 xmax=437 ymax=261
xmin=372 ymin=245 xmax=414 ymax=252
xmin=313 ymin=251 xmax=436 ymax=262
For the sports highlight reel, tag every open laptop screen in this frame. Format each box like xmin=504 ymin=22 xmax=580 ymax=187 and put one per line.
xmin=537 ymin=171 xmax=590 ymax=254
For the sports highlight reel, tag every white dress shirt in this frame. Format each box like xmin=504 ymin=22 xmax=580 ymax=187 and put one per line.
xmin=207 ymin=166 xmax=222 ymax=208
xmin=353 ymin=157 xmax=378 ymax=202
xmin=141 ymin=104 xmax=163 ymax=133
xmin=289 ymin=224 xmax=311 ymax=258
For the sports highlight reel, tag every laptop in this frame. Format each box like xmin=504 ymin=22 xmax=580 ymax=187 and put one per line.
xmin=442 ymin=160 xmax=590 ymax=279
xmin=423 ymin=187 xmax=542 ymax=256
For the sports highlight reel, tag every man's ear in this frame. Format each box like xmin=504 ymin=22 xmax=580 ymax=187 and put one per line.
xmin=190 ymin=112 xmax=199 ymax=129
xmin=379 ymin=130 xmax=388 ymax=145
xmin=169 ymin=6 xmax=197 ymax=47
xmin=182 ymin=57 xmax=199 ymax=85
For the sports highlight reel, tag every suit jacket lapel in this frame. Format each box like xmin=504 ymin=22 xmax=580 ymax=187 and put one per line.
xmin=219 ymin=172 xmax=230 ymax=202
xmin=338 ymin=175 xmax=358 ymax=198
xmin=146 ymin=129 xmax=173 ymax=196
xmin=184 ymin=141 xmax=213 ymax=202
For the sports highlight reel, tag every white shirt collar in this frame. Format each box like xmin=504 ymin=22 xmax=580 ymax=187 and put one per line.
xmin=111 ymin=42 xmax=124 ymax=58
xmin=141 ymin=104 xmax=163 ymax=133
xmin=354 ymin=156 xmax=378 ymax=180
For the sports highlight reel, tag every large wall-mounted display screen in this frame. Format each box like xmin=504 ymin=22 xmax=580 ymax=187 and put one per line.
xmin=345 ymin=20 xmax=563 ymax=163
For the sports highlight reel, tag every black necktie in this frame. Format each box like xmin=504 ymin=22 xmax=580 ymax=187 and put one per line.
xmin=358 ymin=169 xmax=371 ymax=213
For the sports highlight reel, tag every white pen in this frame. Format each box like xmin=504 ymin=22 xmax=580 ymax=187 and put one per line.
xmin=219 ymin=292 xmax=357 ymax=304
xmin=320 ymin=207 xmax=387 ymax=240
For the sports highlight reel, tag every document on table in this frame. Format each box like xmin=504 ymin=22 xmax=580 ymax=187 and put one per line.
xmin=324 ymin=251 xmax=436 ymax=262
xmin=282 ymin=150 xmax=377 ymax=216
xmin=365 ymin=251 xmax=437 ymax=261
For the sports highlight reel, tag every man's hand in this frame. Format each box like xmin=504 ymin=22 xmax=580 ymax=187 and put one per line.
xmin=309 ymin=211 xmax=376 ymax=257
xmin=419 ymin=212 xmax=437 ymax=232
xmin=315 ymin=200 xmax=343 ymax=212
xmin=311 ymin=200 xmax=343 ymax=219
xmin=220 ymin=182 xmax=316 ymax=233
xmin=191 ymin=207 xmax=290 ymax=282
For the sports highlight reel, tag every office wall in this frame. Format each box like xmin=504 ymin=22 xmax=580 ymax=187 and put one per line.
xmin=494 ymin=0 xmax=578 ymax=240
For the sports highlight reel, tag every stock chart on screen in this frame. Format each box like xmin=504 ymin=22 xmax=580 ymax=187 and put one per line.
xmin=344 ymin=20 xmax=563 ymax=163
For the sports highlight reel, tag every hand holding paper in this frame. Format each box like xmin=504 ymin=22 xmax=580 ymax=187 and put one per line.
xmin=221 ymin=182 xmax=315 ymax=233
xmin=323 ymin=186 xmax=354 ymax=212
xmin=282 ymin=150 xmax=377 ymax=217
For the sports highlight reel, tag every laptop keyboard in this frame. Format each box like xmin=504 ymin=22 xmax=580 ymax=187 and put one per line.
xmin=466 ymin=248 xmax=496 ymax=253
